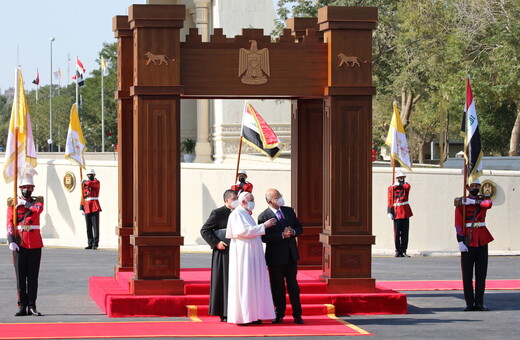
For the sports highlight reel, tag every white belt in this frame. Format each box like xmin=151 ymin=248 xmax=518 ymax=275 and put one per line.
xmin=466 ymin=222 xmax=486 ymax=228
xmin=17 ymin=225 xmax=40 ymax=230
xmin=393 ymin=201 xmax=409 ymax=206
xmin=85 ymin=197 xmax=98 ymax=201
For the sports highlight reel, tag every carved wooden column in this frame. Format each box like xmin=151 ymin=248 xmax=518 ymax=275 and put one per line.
xmin=128 ymin=4 xmax=185 ymax=295
xmin=291 ymin=99 xmax=323 ymax=267
xmin=318 ymin=6 xmax=377 ymax=293
xmin=113 ymin=16 xmax=134 ymax=275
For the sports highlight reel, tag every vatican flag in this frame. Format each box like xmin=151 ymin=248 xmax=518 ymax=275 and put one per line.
xmin=64 ymin=103 xmax=87 ymax=169
xmin=385 ymin=102 xmax=412 ymax=171
xmin=3 ymin=68 xmax=37 ymax=184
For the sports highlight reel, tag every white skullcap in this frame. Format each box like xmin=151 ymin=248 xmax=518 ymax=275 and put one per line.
xmin=238 ymin=191 xmax=250 ymax=202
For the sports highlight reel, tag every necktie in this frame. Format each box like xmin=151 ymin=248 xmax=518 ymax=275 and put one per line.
xmin=276 ymin=210 xmax=285 ymax=224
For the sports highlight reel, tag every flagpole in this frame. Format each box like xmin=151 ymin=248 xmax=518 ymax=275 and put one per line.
xmin=235 ymin=137 xmax=243 ymax=183
xmin=13 ymin=68 xmax=20 ymax=230
xmin=101 ymin=60 xmax=105 ymax=152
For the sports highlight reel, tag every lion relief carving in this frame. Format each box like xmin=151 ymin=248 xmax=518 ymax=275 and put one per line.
xmin=145 ymin=52 xmax=174 ymax=66
xmin=338 ymin=53 xmax=368 ymax=67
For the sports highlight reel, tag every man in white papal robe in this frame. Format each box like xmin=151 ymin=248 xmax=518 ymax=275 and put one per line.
xmin=226 ymin=192 xmax=277 ymax=325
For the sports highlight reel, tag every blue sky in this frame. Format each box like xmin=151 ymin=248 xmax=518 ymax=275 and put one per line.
xmin=0 ymin=0 xmax=145 ymax=93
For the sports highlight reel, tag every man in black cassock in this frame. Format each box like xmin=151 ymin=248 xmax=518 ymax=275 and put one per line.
xmin=200 ymin=189 xmax=238 ymax=322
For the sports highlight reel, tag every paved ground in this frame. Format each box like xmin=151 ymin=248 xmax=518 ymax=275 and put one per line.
xmin=0 ymin=245 xmax=518 ymax=339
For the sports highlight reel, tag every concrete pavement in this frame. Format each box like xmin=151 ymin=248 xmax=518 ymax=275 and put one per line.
xmin=0 ymin=245 xmax=518 ymax=339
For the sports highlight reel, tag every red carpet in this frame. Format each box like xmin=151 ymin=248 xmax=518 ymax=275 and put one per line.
xmin=89 ymin=269 xmax=407 ymax=317
xmin=377 ymin=279 xmax=520 ymax=291
xmin=0 ymin=314 xmax=372 ymax=339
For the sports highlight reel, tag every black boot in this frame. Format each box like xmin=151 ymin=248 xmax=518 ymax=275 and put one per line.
xmin=28 ymin=306 xmax=42 ymax=316
xmin=15 ymin=306 xmax=27 ymax=316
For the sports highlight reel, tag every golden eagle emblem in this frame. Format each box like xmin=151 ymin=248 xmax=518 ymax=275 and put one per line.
xmin=238 ymin=40 xmax=270 ymax=85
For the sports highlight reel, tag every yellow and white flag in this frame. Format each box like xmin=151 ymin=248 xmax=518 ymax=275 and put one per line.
xmin=64 ymin=103 xmax=87 ymax=169
xmin=101 ymin=57 xmax=109 ymax=76
xmin=385 ymin=102 xmax=412 ymax=171
xmin=3 ymin=68 xmax=37 ymax=183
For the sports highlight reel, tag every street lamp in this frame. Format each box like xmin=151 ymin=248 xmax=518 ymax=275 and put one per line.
xmin=49 ymin=37 xmax=55 ymax=152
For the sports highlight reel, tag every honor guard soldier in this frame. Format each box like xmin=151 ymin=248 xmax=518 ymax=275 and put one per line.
xmin=80 ymin=168 xmax=102 ymax=249
xmin=231 ymin=170 xmax=253 ymax=194
xmin=6 ymin=169 xmax=44 ymax=316
xmin=387 ymin=170 xmax=413 ymax=257
xmin=454 ymin=178 xmax=493 ymax=311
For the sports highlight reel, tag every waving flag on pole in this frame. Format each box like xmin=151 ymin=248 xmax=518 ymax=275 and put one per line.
xmin=241 ymin=102 xmax=284 ymax=160
xmin=462 ymin=75 xmax=483 ymax=184
xmin=32 ymin=70 xmax=40 ymax=85
xmin=64 ymin=103 xmax=87 ymax=169
xmin=385 ymin=102 xmax=412 ymax=171
xmin=101 ymin=57 xmax=109 ymax=76
xmin=72 ymin=57 xmax=85 ymax=87
xmin=3 ymin=68 xmax=37 ymax=183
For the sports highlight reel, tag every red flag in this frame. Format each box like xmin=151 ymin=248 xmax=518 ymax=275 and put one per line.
xmin=32 ymin=70 xmax=40 ymax=85
xmin=76 ymin=58 xmax=86 ymax=74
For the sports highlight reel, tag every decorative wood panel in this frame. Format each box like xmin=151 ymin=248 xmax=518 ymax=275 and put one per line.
xmin=291 ymin=99 xmax=323 ymax=266
xmin=133 ymin=98 xmax=181 ymax=235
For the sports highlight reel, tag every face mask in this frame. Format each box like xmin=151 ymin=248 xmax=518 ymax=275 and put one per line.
xmin=87 ymin=175 xmax=95 ymax=181
xmin=239 ymin=177 xmax=246 ymax=184
xmin=22 ymin=190 xmax=32 ymax=198
xmin=247 ymin=201 xmax=255 ymax=211
xmin=469 ymin=189 xmax=479 ymax=196
xmin=398 ymin=179 xmax=405 ymax=185
xmin=277 ymin=197 xmax=285 ymax=207
xmin=230 ymin=200 xmax=239 ymax=209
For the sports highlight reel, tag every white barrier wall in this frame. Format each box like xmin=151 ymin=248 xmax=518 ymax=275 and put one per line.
xmin=1 ymin=155 xmax=518 ymax=255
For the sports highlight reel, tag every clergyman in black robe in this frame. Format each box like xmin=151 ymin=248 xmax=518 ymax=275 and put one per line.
xmin=200 ymin=189 xmax=238 ymax=322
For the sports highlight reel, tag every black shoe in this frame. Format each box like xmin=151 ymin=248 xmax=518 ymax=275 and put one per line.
xmin=272 ymin=316 xmax=284 ymax=324
xmin=28 ymin=306 xmax=42 ymax=316
xmin=474 ymin=305 xmax=490 ymax=311
xmin=401 ymin=253 xmax=410 ymax=257
xmin=85 ymin=246 xmax=92 ymax=249
xmin=294 ymin=316 xmax=304 ymax=324
xmin=93 ymin=246 xmax=98 ymax=250
xmin=251 ymin=320 xmax=262 ymax=324
xmin=237 ymin=323 xmax=250 ymax=326
xmin=15 ymin=306 xmax=27 ymax=316
xmin=463 ymin=305 xmax=475 ymax=311
xmin=220 ymin=316 xmax=227 ymax=322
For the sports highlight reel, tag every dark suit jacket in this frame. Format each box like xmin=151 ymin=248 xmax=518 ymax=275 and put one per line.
xmin=201 ymin=205 xmax=232 ymax=249
xmin=259 ymin=206 xmax=302 ymax=267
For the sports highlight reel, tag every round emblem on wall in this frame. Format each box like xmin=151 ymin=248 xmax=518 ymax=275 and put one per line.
xmin=480 ymin=180 xmax=496 ymax=200
xmin=63 ymin=171 xmax=76 ymax=192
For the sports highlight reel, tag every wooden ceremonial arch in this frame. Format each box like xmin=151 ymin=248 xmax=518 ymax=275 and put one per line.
xmin=113 ymin=5 xmax=377 ymax=295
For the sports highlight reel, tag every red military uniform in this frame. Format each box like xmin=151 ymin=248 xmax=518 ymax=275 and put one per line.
xmin=387 ymin=183 xmax=413 ymax=219
xmin=231 ymin=182 xmax=253 ymax=194
xmin=454 ymin=198 xmax=493 ymax=247
xmin=82 ymin=179 xmax=102 ymax=213
xmin=455 ymin=194 xmax=493 ymax=310
xmin=7 ymin=197 xmax=44 ymax=249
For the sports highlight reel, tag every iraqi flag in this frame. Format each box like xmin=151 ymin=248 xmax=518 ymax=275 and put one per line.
xmin=385 ymin=102 xmax=412 ymax=171
xmin=461 ymin=75 xmax=483 ymax=184
xmin=72 ymin=57 xmax=85 ymax=86
xmin=32 ymin=70 xmax=40 ymax=85
xmin=241 ymin=102 xmax=284 ymax=160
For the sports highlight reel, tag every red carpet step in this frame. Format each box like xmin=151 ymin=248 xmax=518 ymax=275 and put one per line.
xmin=89 ymin=268 xmax=407 ymax=317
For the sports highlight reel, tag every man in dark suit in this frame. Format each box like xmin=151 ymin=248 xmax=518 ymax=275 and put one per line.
xmin=200 ymin=189 xmax=238 ymax=322
xmin=259 ymin=189 xmax=304 ymax=324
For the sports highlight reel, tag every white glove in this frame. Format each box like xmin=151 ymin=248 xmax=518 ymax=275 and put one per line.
xmin=463 ymin=198 xmax=476 ymax=205
xmin=387 ymin=213 xmax=394 ymax=220
xmin=16 ymin=199 xmax=27 ymax=207
xmin=81 ymin=211 xmax=85 ymax=216
xmin=9 ymin=242 xmax=19 ymax=251
xmin=458 ymin=241 xmax=468 ymax=252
